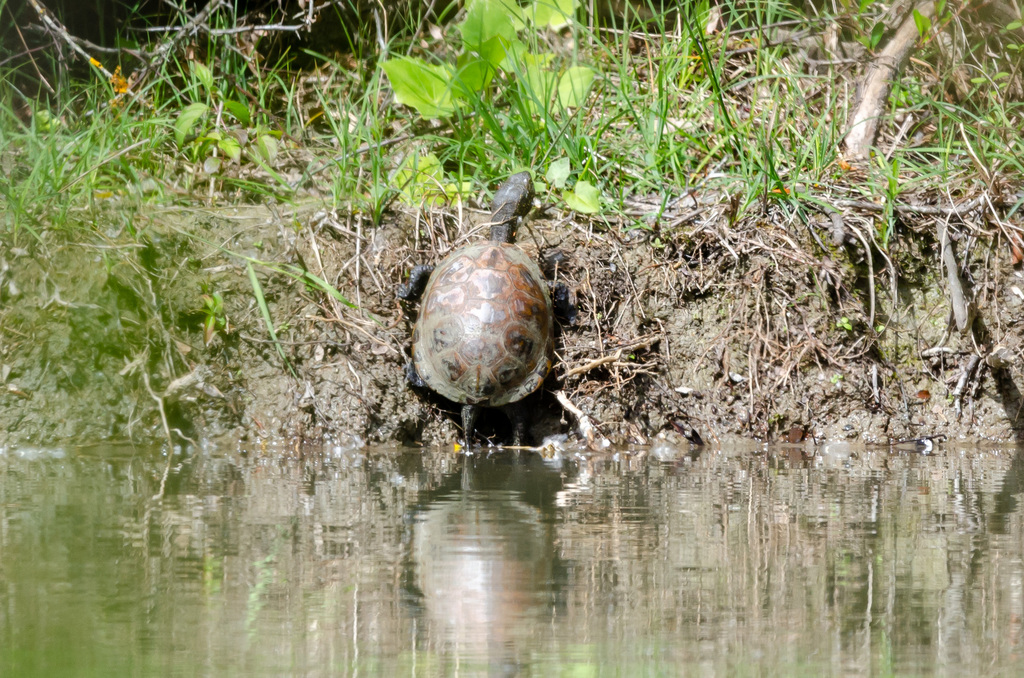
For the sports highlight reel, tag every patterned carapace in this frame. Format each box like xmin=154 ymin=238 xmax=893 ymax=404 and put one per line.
xmin=412 ymin=241 xmax=553 ymax=407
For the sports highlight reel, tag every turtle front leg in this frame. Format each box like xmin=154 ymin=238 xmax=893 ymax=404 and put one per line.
xmin=405 ymin=361 xmax=428 ymax=389
xmin=551 ymin=282 xmax=578 ymax=326
xmin=461 ymin=404 xmax=480 ymax=447
xmin=397 ymin=264 xmax=435 ymax=302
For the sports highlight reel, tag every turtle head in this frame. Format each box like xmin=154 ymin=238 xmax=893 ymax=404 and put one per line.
xmin=488 ymin=172 xmax=534 ymax=243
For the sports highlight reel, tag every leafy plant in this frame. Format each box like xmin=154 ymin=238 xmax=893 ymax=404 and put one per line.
xmin=200 ymin=289 xmax=228 ymax=346
xmin=174 ymin=61 xmax=284 ymax=188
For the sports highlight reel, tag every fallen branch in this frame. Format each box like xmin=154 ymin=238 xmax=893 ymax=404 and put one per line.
xmin=843 ymin=1 xmax=935 ymax=159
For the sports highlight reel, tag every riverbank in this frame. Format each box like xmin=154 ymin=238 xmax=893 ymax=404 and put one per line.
xmin=3 ymin=183 xmax=1022 ymax=448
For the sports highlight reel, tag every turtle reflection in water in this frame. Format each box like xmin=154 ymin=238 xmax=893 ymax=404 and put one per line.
xmin=398 ymin=172 xmax=575 ymax=445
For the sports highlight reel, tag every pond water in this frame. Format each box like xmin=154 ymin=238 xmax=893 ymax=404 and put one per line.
xmin=2 ymin=440 xmax=1024 ymax=676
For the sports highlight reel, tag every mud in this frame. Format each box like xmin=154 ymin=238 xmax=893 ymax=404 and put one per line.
xmin=2 ymin=192 xmax=1023 ymax=448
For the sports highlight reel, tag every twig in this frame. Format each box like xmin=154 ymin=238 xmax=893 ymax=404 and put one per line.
xmin=953 ymin=354 xmax=982 ymax=416
xmin=129 ymin=0 xmax=228 ymax=103
xmin=563 ymin=336 xmax=659 ymax=378
xmin=142 ymin=370 xmax=174 ymax=451
xmin=937 ymin=217 xmax=973 ymax=332
xmin=846 ymin=221 xmax=876 ymax=330
xmin=25 ymin=0 xmax=140 ymax=98
xmin=554 ymin=390 xmax=609 ymax=450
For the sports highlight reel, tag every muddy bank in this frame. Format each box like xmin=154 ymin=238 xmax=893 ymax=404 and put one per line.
xmin=2 ymin=190 xmax=1024 ymax=448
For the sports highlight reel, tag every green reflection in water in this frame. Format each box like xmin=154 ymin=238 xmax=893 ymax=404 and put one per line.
xmin=2 ymin=443 xmax=1024 ymax=676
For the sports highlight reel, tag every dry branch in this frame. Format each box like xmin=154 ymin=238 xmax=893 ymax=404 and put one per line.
xmin=937 ymin=219 xmax=973 ymax=333
xmin=843 ymin=1 xmax=935 ymax=159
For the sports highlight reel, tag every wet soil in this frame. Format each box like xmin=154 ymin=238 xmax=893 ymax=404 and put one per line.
xmin=3 ymin=191 xmax=1024 ymax=448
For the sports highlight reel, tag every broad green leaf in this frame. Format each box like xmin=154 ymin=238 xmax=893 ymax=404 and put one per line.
xmin=453 ymin=54 xmax=497 ymax=96
xmin=498 ymin=38 xmax=530 ymax=71
xmin=557 ymin=66 xmax=596 ymax=108
xmin=460 ymin=0 xmax=517 ymax=52
xmin=192 ymin=61 xmax=214 ymax=95
xmin=520 ymin=52 xmax=557 ymax=113
xmin=223 ymin=100 xmax=251 ymax=127
xmin=174 ymin=102 xmax=209 ymax=146
xmin=218 ymin=137 xmax=242 ymax=162
xmin=1008 ymin=20 xmax=1022 ymax=31
xmin=546 ymin=158 xmax=571 ymax=188
xmin=203 ymin=156 xmax=221 ymax=174
xmin=912 ymin=9 xmax=932 ymax=38
xmin=382 ymin=57 xmax=455 ymax=118
xmin=476 ymin=34 xmax=515 ymax=68
xmin=528 ymin=0 xmax=576 ymax=30
xmin=496 ymin=0 xmax=527 ymax=30
xmin=255 ymin=134 xmax=279 ymax=164
xmin=869 ymin=21 xmax=884 ymax=50
xmin=564 ymin=180 xmax=601 ymax=213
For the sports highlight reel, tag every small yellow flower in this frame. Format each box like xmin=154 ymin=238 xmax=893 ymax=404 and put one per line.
xmin=110 ymin=66 xmax=128 ymax=94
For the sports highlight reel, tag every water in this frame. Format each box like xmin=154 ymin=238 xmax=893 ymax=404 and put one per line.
xmin=2 ymin=441 xmax=1024 ymax=676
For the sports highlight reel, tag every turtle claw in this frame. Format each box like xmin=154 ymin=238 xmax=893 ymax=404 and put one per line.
xmin=398 ymin=264 xmax=435 ymax=302
xmin=552 ymin=282 xmax=578 ymax=326
xmin=405 ymin=361 xmax=427 ymax=389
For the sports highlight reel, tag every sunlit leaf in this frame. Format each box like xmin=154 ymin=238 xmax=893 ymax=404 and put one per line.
xmin=557 ymin=65 xmax=596 ymax=108
xmin=869 ymin=22 xmax=884 ymax=50
xmin=564 ymin=180 xmax=601 ymax=213
xmin=217 ymin=137 xmax=242 ymax=162
xmin=912 ymin=9 xmax=932 ymax=38
xmin=528 ymin=0 xmax=577 ymax=30
xmin=546 ymin=158 xmax=571 ymax=188
xmin=175 ymin=102 xmax=209 ymax=146
xmin=382 ymin=57 xmax=455 ymax=118
xmin=453 ymin=54 xmax=497 ymax=96
xmin=460 ymin=0 xmax=518 ymax=52
xmin=255 ymin=134 xmax=279 ymax=164
xmin=192 ymin=61 xmax=214 ymax=95
xmin=394 ymin=153 xmax=448 ymax=207
xmin=520 ymin=52 xmax=557 ymax=114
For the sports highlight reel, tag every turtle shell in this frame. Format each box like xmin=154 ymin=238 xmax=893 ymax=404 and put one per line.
xmin=412 ymin=241 xmax=553 ymax=407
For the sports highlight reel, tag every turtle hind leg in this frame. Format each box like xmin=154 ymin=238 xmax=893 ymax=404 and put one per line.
xmin=504 ymin=401 xmax=529 ymax=447
xmin=397 ymin=264 xmax=435 ymax=302
xmin=461 ymin=404 xmax=480 ymax=448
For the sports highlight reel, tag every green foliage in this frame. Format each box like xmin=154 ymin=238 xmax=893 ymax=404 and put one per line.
xmin=173 ymin=62 xmax=285 ymax=191
xmin=200 ymin=290 xmax=228 ymax=346
xmin=381 ymin=0 xmax=595 ymax=122
xmin=564 ymin=180 xmax=601 ymax=213
xmin=393 ymin=152 xmax=472 ymax=206
xmin=912 ymin=9 xmax=932 ymax=39
xmin=380 ymin=58 xmax=455 ymax=118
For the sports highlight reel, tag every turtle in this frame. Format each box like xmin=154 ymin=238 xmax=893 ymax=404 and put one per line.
xmin=398 ymin=172 xmax=575 ymax=445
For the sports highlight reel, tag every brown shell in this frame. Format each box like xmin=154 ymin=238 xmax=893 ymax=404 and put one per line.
xmin=412 ymin=242 xmax=553 ymax=407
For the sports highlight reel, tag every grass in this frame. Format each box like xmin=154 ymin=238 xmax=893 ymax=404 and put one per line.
xmin=3 ymin=0 xmax=1021 ymax=243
